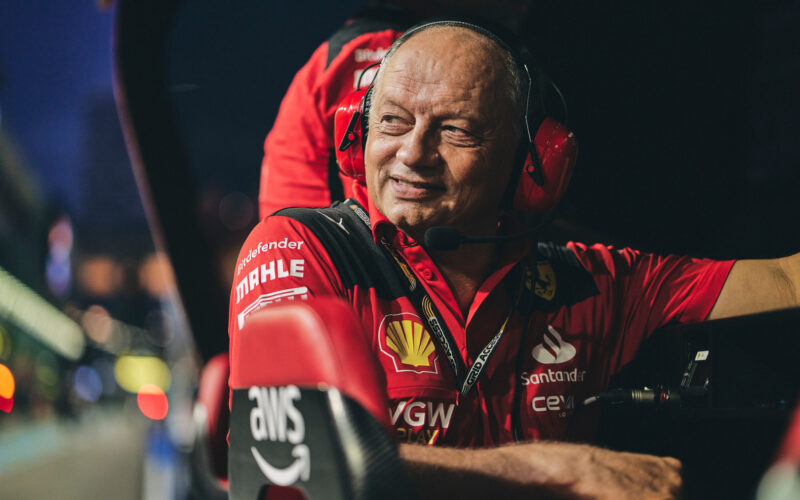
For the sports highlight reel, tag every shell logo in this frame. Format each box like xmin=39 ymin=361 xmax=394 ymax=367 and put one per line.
xmin=379 ymin=313 xmax=439 ymax=374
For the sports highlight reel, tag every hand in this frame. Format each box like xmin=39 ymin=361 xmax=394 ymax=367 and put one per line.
xmin=499 ymin=442 xmax=683 ymax=500
xmin=400 ymin=441 xmax=683 ymax=500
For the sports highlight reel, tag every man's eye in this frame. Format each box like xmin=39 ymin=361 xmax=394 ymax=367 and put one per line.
xmin=378 ymin=115 xmax=408 ymax=134
xmin=442 ymin=126 xmax=479 ymax=145
xmin=443 ymin=125 xmax=469 ymax=135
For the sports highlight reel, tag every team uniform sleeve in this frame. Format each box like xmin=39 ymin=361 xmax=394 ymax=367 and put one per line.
xmin=259 ymin=43 xmax=333 ymax=217
xmin=228 ymin=215 xmax=346 ymax=337
xmin=258 ymin=28 xmax=403 ymax=218
xmin=566 ymin=242 xmax=735 ymax=363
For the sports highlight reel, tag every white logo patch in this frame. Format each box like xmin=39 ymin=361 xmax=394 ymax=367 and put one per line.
xmin=316 ymin=211 xmax=349 ymax=234
xmin=249 ymin=385 xmax=310 ymax=486
xmin=238 ymin=287 xmax=309 ymax=330
xmin=531 ymin=325 xmax=576 ymax=364
xmin=389 ymin=400 xmax=455 ymax=429
xmin=235 ymin=259 xmax=305 ymax=304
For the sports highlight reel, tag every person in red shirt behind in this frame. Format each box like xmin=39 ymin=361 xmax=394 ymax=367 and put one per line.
xmin=236 ymin=19 xmax=800 ymax=500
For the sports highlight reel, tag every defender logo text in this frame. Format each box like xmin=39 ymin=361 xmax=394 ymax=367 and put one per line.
xmin=236 ymin=238 xmax=305 ymax=276
xmin=249 ymin=385 xmax=309 ymax=486
xmin=235 ymin=258 xmax=305 ymax=304
xmin=531 ymin=325 xmax=576 ymax=364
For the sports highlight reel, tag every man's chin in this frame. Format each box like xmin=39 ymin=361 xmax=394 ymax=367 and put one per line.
xmin=386 ymin=213 xmax=438 ymax=242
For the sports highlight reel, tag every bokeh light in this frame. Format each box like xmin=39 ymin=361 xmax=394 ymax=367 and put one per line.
xmin=137 ymin=383 xmax=168 ymax=420
xmin=82 ymin=304 xmax=113 ymax=344
xmin=77 ymin=255 xmax=122 ymax=297
xmin=73 ymin=365 xmax=103 ymax=403
xmin=0 ymin=363 xmax=15 ymax=412
xmin=138 ymin=252 xmax=175 ymax=299
xmin=114 ymin=355 xmax=171 ymax=393
xmin=46 ymin=215 xmax=74 ymax=298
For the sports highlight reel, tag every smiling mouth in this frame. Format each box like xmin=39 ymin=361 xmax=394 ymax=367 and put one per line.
xmin=391 ymin=177 xmax=444 ymax=191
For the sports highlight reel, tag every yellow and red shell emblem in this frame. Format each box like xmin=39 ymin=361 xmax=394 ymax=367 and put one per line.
xmin=378 ymin=312 xmax=439 ymax=374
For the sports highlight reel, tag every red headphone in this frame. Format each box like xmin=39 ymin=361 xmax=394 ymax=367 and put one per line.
xmin=333 ymin=21 xmax=578 ymax=215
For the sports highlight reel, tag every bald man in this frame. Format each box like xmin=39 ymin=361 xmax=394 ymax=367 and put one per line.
xmin=232 ymin=20 xmax=800 ymax=499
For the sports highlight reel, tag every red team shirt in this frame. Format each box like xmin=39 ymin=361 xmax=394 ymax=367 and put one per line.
xmin=230 ymin=182 xmax=735 ymax=447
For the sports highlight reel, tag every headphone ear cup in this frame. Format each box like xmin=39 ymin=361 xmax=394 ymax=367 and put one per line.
xmin=334 ymin=87 xmax=370 ymax=179
xmin=513 ymin=117 xmax=577 ymax=213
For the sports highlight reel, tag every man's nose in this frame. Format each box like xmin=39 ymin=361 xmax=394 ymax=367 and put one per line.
xmin=396 ymin=127 xmax=440 ymax=169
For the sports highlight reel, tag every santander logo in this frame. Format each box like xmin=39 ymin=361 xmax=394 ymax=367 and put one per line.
xmin=532 ymin=325 xmax=576 ymax=364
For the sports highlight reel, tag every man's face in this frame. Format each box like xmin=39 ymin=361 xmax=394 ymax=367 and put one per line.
xmin=364 ymin=27 xmax=519 ymax=241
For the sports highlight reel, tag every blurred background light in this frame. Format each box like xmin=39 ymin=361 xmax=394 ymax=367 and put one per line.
xmin=81 ymin=304 xmax=113 ymax=344
xmin=137 ymin=252 xmax=175 ymax=299
xmin=0 ymin=265 xmax=85 ymax=360
xmin=45 ymin=215 xmax=74 ymax=298
xmin=137 ymin=383 xmax=168 ymax=420
xmin=114 ymin=355 xmax=171 ymax=394
xmin=77 ymin=255 xmax=122 ymax=297
xmin=0 ymin=363 xmax=15 ymax=412
xmin=73 ymin=365 xmax=103 ymax=403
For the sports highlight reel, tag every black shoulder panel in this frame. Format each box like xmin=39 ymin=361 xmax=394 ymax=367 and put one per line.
xmin=326 ymin=6 xmax=416 ymax=67
xmin=275 ymin=203 xmax=407 ymax=300
xmin=527 ymin=241 xmax=600 ymax=313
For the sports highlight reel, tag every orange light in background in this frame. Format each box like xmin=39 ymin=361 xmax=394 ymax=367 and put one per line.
xmin=138 ymin=252 xmax=176 ymax=299
xmin=77 ymin=256 xmax=123 ymax=297
xmin=0 ymin=363 xmax=15 ymax=412
xmin=137 ymin=383 xmax=168 ymax=420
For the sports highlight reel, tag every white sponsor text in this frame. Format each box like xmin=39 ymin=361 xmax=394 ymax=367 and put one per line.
xmin=521 ymin=368 xmax=587 ymax=386
xmin=390 ymin=400 xmax=455 ymax=429
xmin=248 ymin=385 xmax=310 ymax=485
xmin=237 ymin=238 xmax=305 ymax=275
xmin=235 ymin=259 xmax=305 ymax=304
